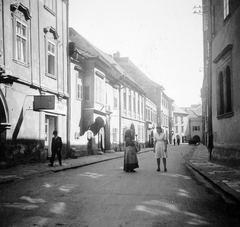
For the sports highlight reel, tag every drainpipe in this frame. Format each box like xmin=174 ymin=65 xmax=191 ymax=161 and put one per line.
xmin=66 ymin=0 xmax=70 ymax=158
xmin=118 ymin=84 xmax=122 ymax=151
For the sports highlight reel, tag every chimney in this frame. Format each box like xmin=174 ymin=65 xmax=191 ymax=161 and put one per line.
xmin=113 ymin=51 xmax=120 ymax=58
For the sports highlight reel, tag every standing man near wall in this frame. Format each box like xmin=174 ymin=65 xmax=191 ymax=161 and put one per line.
xmin=49 ymin=130 xmax=62 ymax=167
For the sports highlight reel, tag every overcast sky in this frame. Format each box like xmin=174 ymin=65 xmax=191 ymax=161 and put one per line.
xmin=69 ymin=0 xmax=203 ymax=107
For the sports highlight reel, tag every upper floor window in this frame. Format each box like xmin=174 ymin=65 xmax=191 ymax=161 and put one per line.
xmin=47 ymin=40 xmax=55 ymax=75
xmin=44 ymin=27 xmax=58 ymax=79
xmin=193 ymin=126 xmax=200 ymax=131
xmin=128 ymin=90 xmax=132 ymax=112
xmin=123 ymin=88 xmax=126 ymax=110
xmin=133 ymin=92 xmax=136 ymax=113
xmin=223 ymin=0 xmax=229 ymax=19
xmin=16 ymin=21 xmax=27 ymax=63
xmin=175 ymin=116 xmax=178 ymax=124
xmin=113 ymin=89 xmax=118 ymax=109
xmin=11 ymin=3 xmax=31 ymax=65
xmin=96 ymin=75 xmax=105 ymax=104
xmin=138 ymin=95 xmax=140 ymax=114
xmin=76 ymin=71 xmax=83 ymax=100
xmin=217 ymin=66 xmax=232 ymax=115
xmin=214 ymin=44 xmax=233 ymax=118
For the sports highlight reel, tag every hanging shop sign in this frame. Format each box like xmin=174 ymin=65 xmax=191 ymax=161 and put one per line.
xmin=33 ymin=95 xmax=55 ymax=110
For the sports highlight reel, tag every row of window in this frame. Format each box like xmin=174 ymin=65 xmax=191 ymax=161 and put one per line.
xmin=175 ymin=116 xmax=184 ymax=124
xmin=123 ymin=88 xmax=144 ymax=118
xmin=192 ymin=126 xmax=200 ymax=131
xmin=146 ymin=107 xmax=156 ymax=122
xmin=162 ymin=98 xmax=168 ymax=109
xmin=11 ymin=2 xmax=58 ymax=78
xmin=175 ymin=126 xmax=185 ymax=133
xmin=162 ymin=114 xmax=169 ymax=128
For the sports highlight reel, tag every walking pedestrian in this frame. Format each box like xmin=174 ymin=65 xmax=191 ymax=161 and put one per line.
xmin=123 ymin=129 xmax=139 ymax=172
xmin=177 ymin=138 xmax=180 ymax=146
xmin=49 ymin=130 xmax=62 ymax=167
xmin=173 ymin=138 xmax=176 ymax=146
xmin=153 ymin=126 xmax=168 ymax=172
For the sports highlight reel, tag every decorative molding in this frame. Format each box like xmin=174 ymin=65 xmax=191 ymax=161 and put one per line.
xmin=43 ymin=26 xmax=59 ymax=40
xmin=10 ymin=3 xmax=32 ymax=20
xmin=95 ymin=70 xmax=105 ymax=79
xmin=74 ymin=65 xmax=82 ymax=71
xmin=213 ymin=44 xmax=233 ymax=64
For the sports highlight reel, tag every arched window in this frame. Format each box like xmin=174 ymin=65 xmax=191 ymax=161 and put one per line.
xmin=214 ymin=44 xmax=233 ymax=118
xmin=226 ymin=66 xmax=232 ymax=113
xmin=218 ymin=71 xmax=224 ymax=115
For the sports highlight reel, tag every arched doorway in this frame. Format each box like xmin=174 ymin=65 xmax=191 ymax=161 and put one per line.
xmin=0 ymin=91 xmax=10 ymax=138
xmin=193 ymin=135 xmax=200 ymax=143
xmin=0 ymin=91 xmax=10 ymax=157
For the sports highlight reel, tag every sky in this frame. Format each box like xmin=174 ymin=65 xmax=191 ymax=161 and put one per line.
xmin=69 ymin=0 xmax=203 ymax=107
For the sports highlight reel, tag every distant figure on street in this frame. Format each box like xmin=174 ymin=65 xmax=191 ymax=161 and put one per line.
xmin=49 ymin=130 xmax=62 ymax=167
xmin=177 ymin=138 xmax=180 ymax=146
xmin=153 ymin=126 xmax=167 ymax=172
xmin=173 ymin=138 xmax=176 ymax=146
xmin=123 ymin=129 xmax=139 ymax=172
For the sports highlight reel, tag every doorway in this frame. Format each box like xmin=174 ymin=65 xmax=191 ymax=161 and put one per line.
xmin=45 ymin=115 xmax=57 ymax=158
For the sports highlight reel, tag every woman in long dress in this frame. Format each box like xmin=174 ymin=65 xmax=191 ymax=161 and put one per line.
xmin=123 ymin=129 xmax=139 ymax=172
xmin=153 ymin=126 xmax=167 ymax=172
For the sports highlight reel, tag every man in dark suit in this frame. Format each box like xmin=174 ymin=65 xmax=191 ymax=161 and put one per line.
xmin=49 ymin=130 xmax=62 ymax=167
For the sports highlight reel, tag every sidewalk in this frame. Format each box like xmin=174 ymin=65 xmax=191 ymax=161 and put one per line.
xmin=1 ymin=145 xmax=240 ymax=205
xmin=186 ymin=144 xmax=240 ymax=204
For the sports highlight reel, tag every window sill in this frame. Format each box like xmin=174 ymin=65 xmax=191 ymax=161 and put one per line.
xmin=217 ymin=111 xmax=234 ymax=119
xmin=13 ymin=59 xmax=30 ymax=68
xmin=45 ymin=73 xmax=57 ymax=80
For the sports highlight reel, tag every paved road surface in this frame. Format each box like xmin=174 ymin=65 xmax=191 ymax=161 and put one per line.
xmin=0 ymin=144 xmax=240 ymax=227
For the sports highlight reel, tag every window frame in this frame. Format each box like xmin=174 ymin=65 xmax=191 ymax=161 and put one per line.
xmin=44 ymin=27 xmax=58 ymax=79
xmin=214 ymin=45 xmax=233 ymax=119
xmin=76 ymin=70 xmax=83 ymax=100
xmin=123 ymin=88 xmax=127 ymax=111
xmin=11 ymin=3 xmax=31 ymax=66
xmin=47 ymin=39 xmax=56 ymax=76
xmin=95 ymin=74 xmax=105 ymax=104
xmin=223 ymin=0 xmax=230 ymax=20
xmin=128 ymin=89 xmax=132 ymax=114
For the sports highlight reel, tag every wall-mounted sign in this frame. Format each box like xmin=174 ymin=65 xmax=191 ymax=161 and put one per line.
xmin=34 ymin=95 xmax=55 ymax=110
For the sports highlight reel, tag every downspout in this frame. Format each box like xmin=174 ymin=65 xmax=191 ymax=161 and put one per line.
xmin=66 ymin=0 xmax=70 ymax=158
xmin=119 ymin=85 xmax=122 ymax=151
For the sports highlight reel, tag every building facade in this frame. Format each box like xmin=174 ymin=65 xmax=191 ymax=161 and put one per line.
xmin=172 ymin=104 xmax=188 ymax=144
xmin=185 ymin=105 xmax=202 ymax=143
xmin=202 ymin=0 xmax=240 ymax=166
xmin=0 ymin=0 xmax=69 ymax=167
